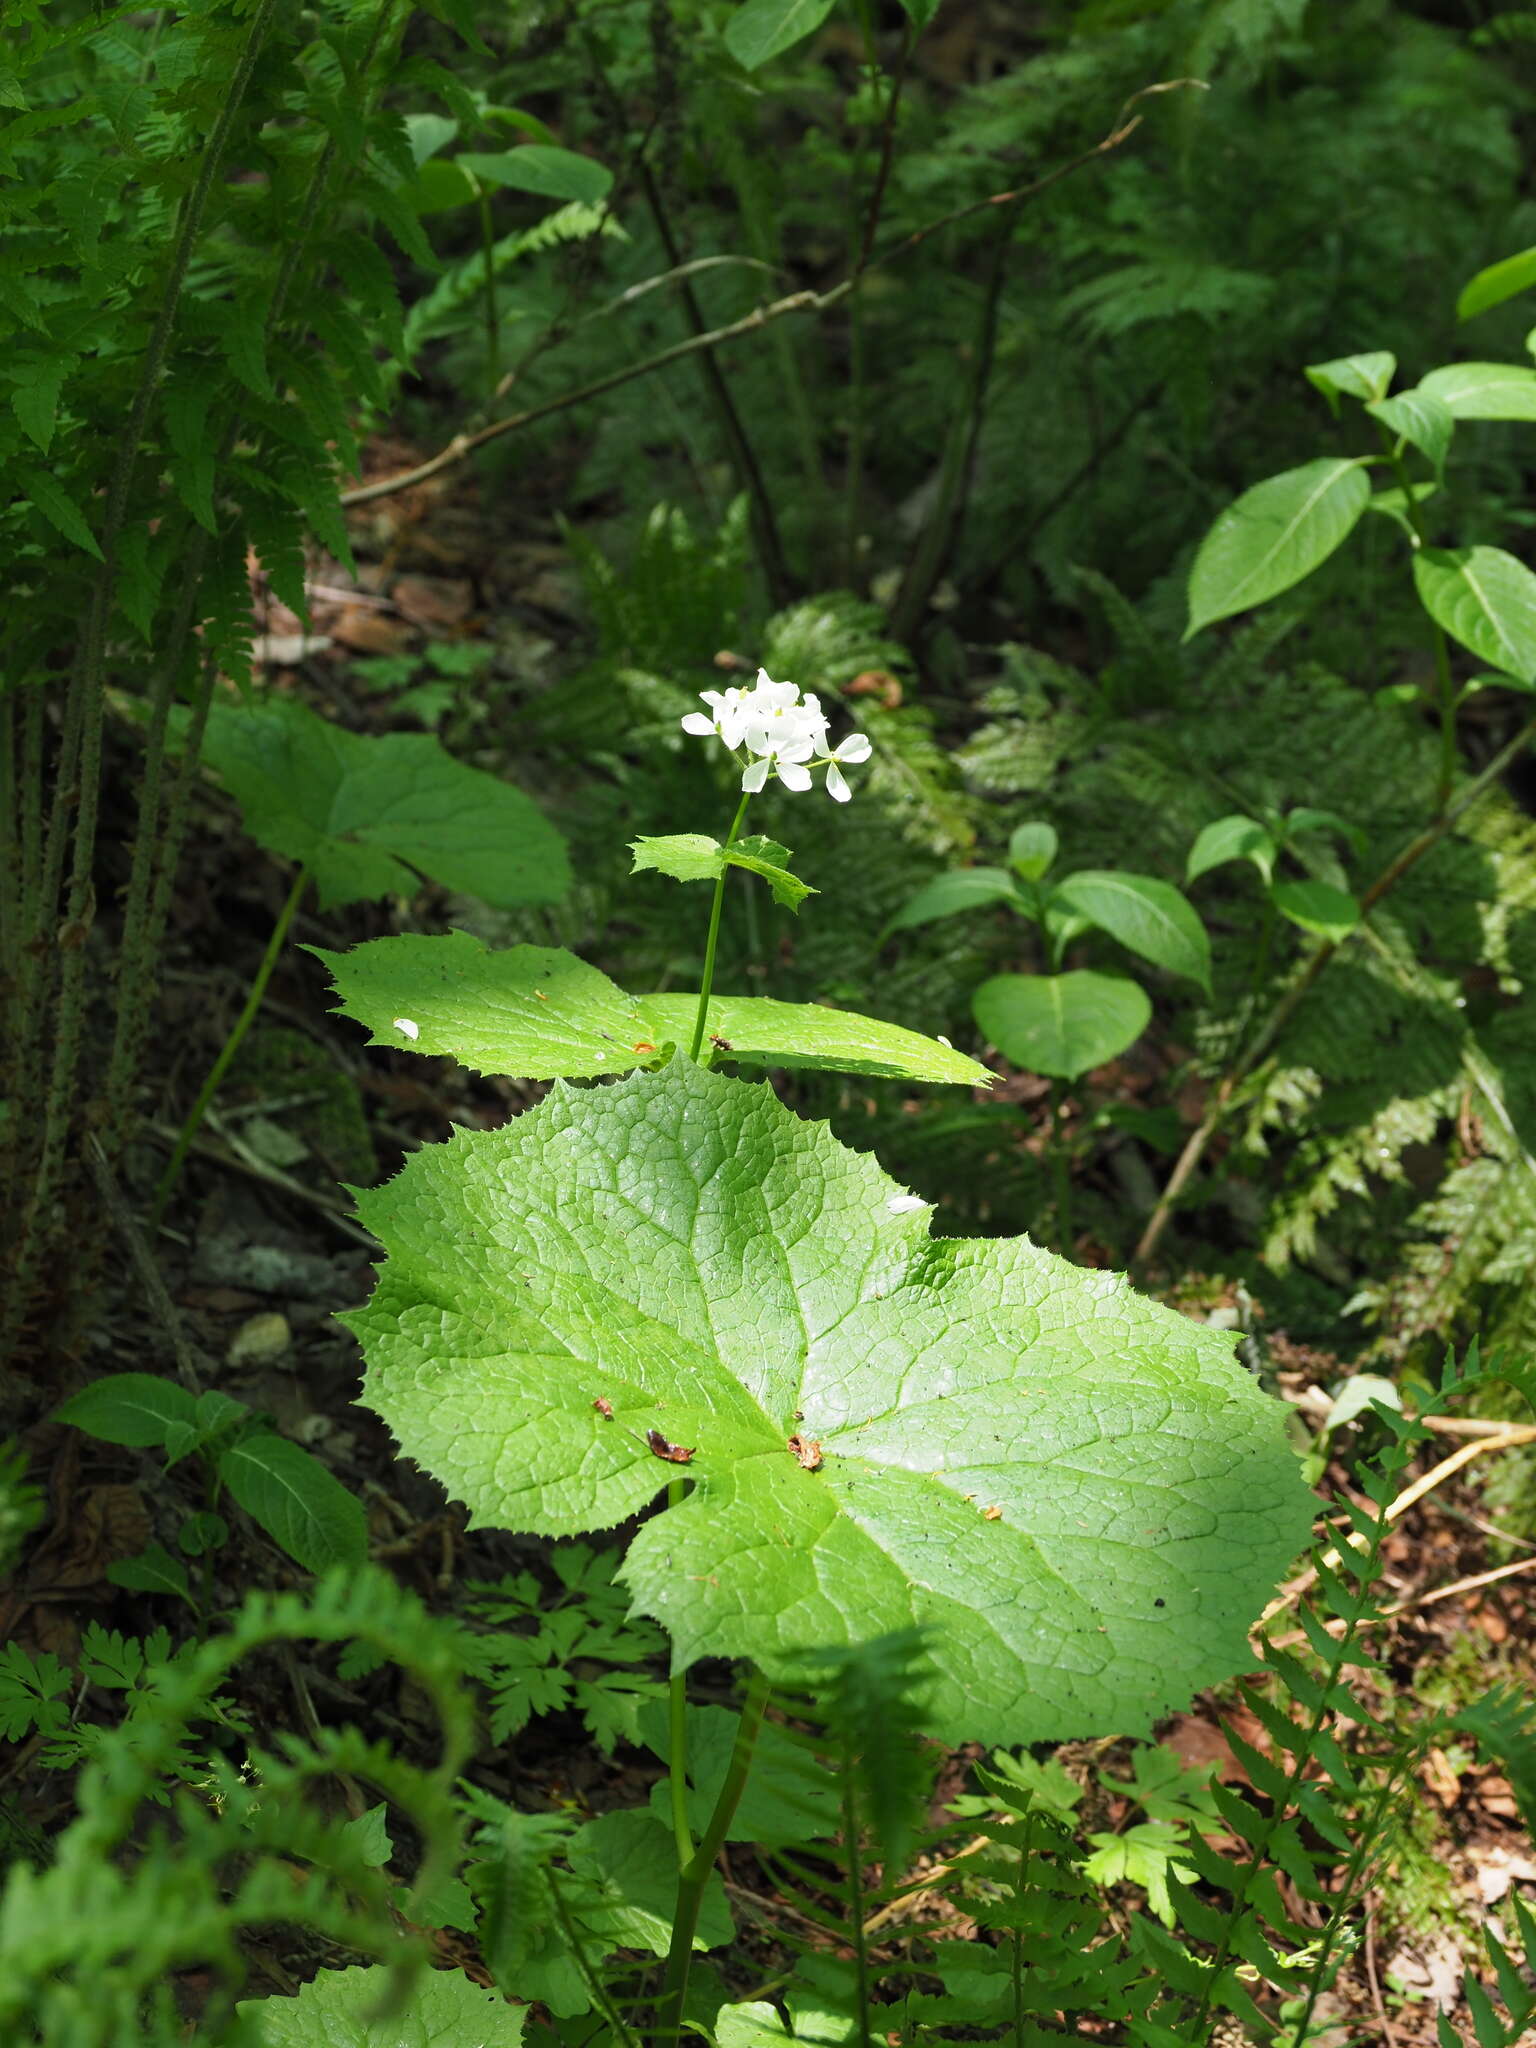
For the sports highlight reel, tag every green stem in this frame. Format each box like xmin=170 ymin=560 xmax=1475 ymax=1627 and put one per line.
xmin=476 ymin=182 xmax=500 ymax=397
xmin=667 ymin=1477 xmax=694 ymax=1869
xmin=654 ymin=1668 xmax=771 ymax=2047
xmin=1377 ymin=429 xmax=1458 ymax=811
xmin=688 ymin=791 xmax=751 ymax=1061
xmin=152 ymin=862 xmax=310 ymax=1224
xmin=1250 ymin=892 xmax=1276 ymax=1004
xmin=1048 ymin=1078 xmax=1072 ymax=1256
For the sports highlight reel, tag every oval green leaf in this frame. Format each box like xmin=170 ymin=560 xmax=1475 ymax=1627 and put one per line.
xmin=1304 ymin=351 xmax=1396 ymax=408
xmin=1458 ymin=247 xmax=1536 ymax=323
xmin=1051 ymin=871 xmax=1212 ymax=992
xmin=346 ymin=1062 xmax=1315 ymax=1744
xmin=1366 ymin=389 xmax=1454 ymax=476
xmin=56 ymin=1372 xmax=197 ymax=1449
xmin=1008 ymin=822 xmax=1058 ymax=882
xmin=886 ymin=867 xmax=1024 ymax=935
xmin=1186 ymin=815 xmax=1276 ymax=886
xmin=1270 ymin=879 xmax=1360 ymax=942
xmin=1412 ymin=546 xmax=1536 ymax=685
xmin=456 ymin=146 xmax=612 ymax=204
xmin=217 ymin=1433 xmax=368 ymax=1576
xmin=1185 ymin=459 xmax=1372 ymax=637
xmin=1418 ymin=361 xmax=1536 ymax=422
xmin=971 ymin=970 xmax=1152 ymax=1080
xmin=314 ymin=931 xmax=991 ymax=1087
xmin=724 ymin=0 xmax=837 ymax=69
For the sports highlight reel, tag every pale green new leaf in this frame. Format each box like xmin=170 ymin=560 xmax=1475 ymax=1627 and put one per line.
xmin=189 ymin=695 xmax=571 ymax=911
xmin=347 ymin=1063 xmax=1313 ymax=1745
xmin=1459 ymin=247 xmax=1536 ymax=322
xmin=242 ymin=1964 xmax=526 ymax=2046
xmin=1366 ymin=389 xmax=1454 ymax=475
xmin=1050 ymin=872 xmax=1211 ymax=992
xmin=886 ymin=867 xmax=1026 ymax=934
xmin=725 ymin=0 xmax=837 ymax=68
xmin=1187 ymin=816 xmax=1276 ymax=886
xmin=1418 ymin=361 xmax=1536 ymax=422
xmin=1008 ymin=822 xmax=1057 ymax=882
xmin=630 ymin=833 xmax=815 ymax=912
xmin=1412 ymin=546 xmax=1536 ymax=684
xmin=217 ymin=1433 xmax=368 ymax=1576
xmin=972 ymin=971 xmax=1151 ymax=1080
xmin=314 ymin=931 xmax=990 ymax=1086
xmin=1185 ymin=459 xmax=1372 ymax=636
xmin=1304 ymin=351 xmax=1396 ymax=408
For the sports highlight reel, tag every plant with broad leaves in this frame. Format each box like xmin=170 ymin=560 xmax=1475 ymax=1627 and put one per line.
xmin=321 ymin=670 xmax=1315 ymax=2042
xmin=886 ymin=819 xmax=1211 ymax=1080
xmin=1185 ymin=260 xmax=1536 ymax=809
xmin=54 ymin=1373 xmax=367 ymax=1598
xmin=150 ymin=690 xmax=570 ymax=1220
xmin=1186 ymin=804 xmax=1365 ymax=991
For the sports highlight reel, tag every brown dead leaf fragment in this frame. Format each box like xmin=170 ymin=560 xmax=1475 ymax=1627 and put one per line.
xmin=644 ymin=1428 xmax=695 ymax=1465
xmin=982 ymin=1505 xmax=1004 ymax=1521
xmin=787 ymin=1433 xmax=822 ymax=1471
xmin=592 ymin=1397 xmax=614 ymax=1419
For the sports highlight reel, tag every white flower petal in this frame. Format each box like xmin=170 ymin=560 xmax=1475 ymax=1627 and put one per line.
xmin=392 ymin=1018 xmax=420 ymax=1041
xmin=834 ymin=732 xmax=872 ymax=765
xmin=681 ymin=713 xmax=717 ymax=736
xmin=886 ymin=1193 xmax=926 ymax=1214
xmin=825 ymin=761 xmax=851 ymax=802
xmin=776 ymin=759 xmax=812 ymax=792
xmin=741 ymin=756 xmax=770 ymax=792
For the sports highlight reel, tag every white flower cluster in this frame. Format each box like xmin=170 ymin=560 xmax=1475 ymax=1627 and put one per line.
xmin=682 ymin=669 xmax=872 ymax=803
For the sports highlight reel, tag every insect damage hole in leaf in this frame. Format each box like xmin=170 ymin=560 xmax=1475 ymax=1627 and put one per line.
xmin=347 ymin=1061 xmax=1315 ymax=1746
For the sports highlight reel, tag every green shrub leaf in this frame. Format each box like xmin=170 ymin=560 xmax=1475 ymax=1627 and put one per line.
xmin=1270 ymin=880 xmax=1360 ymax=941
xmin=1185 ymin=459 xmax=1371 ymax=636
xmin=56 ymin=1373 xmax=198 ymax=1449
xmin=456 ymin=146 xmax=611 ymax=204
xmin=1458 ymin=248 xmax=1536 ymax=322
xmin=1366 ymin=389 xmax=1454 ymax=475
xmin=1418 ymin=360 xmax=1536 ymax=421
xmin=1412 ymin=546 xmax=1536 ymax=683
xmin=886 ymin=867 xmax=1026 ymax=934
xmin=724 ymin=0 xmax=838 ymax=69
xmin=313 ymin=931 xmax=989 ymax=1086
xmin=217 ymin=1433 xmax=368 ymax=1575
xmin=186 ymin=695 xmax=571 ymax=911
xmin=1304 ymin=351 xmax=1396 ymax=407
xmin=347 ymin=1063 xmax=1313 ymax=1745
xmin=1051 ymin=872 xmax=1212 ymax=992
xmin=1187 ymin=816 xmax=1276 ymax=886
xmin=972 ymin=971 xmax=1152 ymax=1079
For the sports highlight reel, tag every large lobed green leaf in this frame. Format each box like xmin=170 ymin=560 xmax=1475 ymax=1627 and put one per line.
xmin=313 ymin=930 xmax=990 ymax=1087
xmin=242 ymin=1964 xmax=525 ymax=2046
xmin=347 ymin=1062 xmax=1316 ymax=1746
xmin=191 ymin=694 xmax=571 ymax=911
